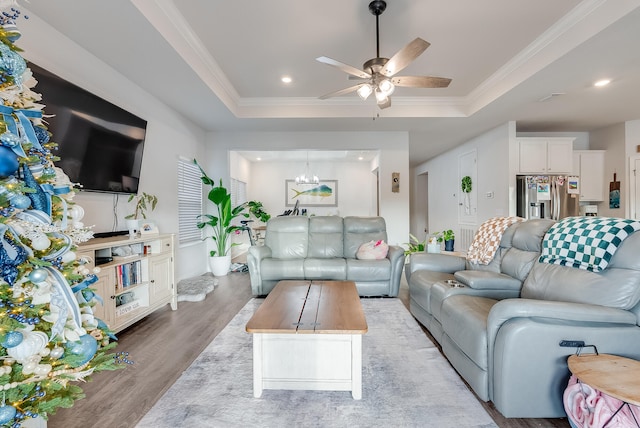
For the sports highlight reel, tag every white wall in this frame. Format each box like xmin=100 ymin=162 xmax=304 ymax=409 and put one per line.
xmin=589 ymin=123 xmax=626 ymax=217
xmin=413 ymin=123 xmax=513 ymax=249
xmin=20 ymin=13 xmax=208 ymax=281
xmin=247 ymin=159 xmax=374 ymax=218
xmin=207 ymin=131 xmax=410 ymax=246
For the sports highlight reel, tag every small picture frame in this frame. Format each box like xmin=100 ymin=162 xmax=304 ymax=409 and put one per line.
xmin=139 ymin=220 xmax=159 ymax=235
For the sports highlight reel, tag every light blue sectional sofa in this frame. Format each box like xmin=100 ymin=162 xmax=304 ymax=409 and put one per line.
xmin=247 ymin=216 xmax=405 ymax=297
xmin=406 ymin=217 xmax=640 ymax=418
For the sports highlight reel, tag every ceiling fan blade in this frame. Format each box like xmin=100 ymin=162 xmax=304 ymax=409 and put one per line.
xmin=391 ymin=75 xmax=452 ymax=88
xmin=319 ymin=84 xmax=365 ymax=100
xmin=377 ymin=97 xmax=391 ymax=109
xmin=316 ymin=56 xmax=371 ymax=79
xmin=380 ymin=38 xmax=430 ymax=77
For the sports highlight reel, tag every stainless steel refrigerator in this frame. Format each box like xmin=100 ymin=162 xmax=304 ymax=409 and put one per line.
xmin=516 ymin=175 xmax=580 ymax=220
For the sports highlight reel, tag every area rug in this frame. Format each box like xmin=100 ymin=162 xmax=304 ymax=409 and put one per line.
xmin=137 ymin=298 xmax=498 ymax=428
xmin=176 ymin=273 xmax=217 ymax=302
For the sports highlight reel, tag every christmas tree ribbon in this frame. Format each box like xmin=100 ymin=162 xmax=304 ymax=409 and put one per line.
xmin=0 ymin=105 xmax=44 ymax=152
xmin=40 ymin=183 xmax=72 ymax=229
xmin=73 ymin=274 xmax=103 ymax=308
xmin=45 ymin=266 xmax=83 ymax=341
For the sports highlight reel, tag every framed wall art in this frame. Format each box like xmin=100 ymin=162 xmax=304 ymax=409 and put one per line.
xmin=285 ymin=180 xmax=338 ymax=207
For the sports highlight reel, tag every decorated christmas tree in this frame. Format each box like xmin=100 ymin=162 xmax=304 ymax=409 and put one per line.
xmin=0 ymin=5 xmax=123 ymax=427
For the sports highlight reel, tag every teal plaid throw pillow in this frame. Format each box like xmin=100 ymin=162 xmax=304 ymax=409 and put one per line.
xmin=539 ymin=217 xmax=640 ymax=272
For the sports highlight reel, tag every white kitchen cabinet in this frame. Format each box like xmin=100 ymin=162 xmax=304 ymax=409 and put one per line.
xmin=518 ymin=137 xmax=574 ymax=174
xmin=573 ymin=150 xmax=605 ymax=201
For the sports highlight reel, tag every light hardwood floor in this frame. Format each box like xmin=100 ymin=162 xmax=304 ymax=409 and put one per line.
xmin=48 ymin=272 xmax=569 ymax=428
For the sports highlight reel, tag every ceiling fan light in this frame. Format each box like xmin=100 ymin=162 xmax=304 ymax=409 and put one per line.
xmin=378 ymin=79 xmax=394 ymax=96
xmin=375 ymin=89 xmax=388 ymax=103
xmin=357 ymin=84 xmax=373 ymax=100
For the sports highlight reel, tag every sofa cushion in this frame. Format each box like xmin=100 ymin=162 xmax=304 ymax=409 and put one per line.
xmin=343 ymin=216 xmax=387 ymax=259
xmin=265 ymin=216 xmax=309 ymax=259
xmin=500 ymin=219 xmax=554 ymax=281
xmin=409 ymin=270 xmax=455 ymax=314
xmin=304 ymin=258 xmax=346 ymax=280
xmin=454 ymin=270 xmax=521 ymax=290
xmin=261 ymin=259 xmax=305 ymax=280
xmin=308 ymin=216 xmax=344 ymax=258
xmin=346 ymin=258 xmax=391 ymax=281
xmin=441 ymin=295 xmax=498 ymax=370
xmin=522 ymin=231 xmax=640 ymax=310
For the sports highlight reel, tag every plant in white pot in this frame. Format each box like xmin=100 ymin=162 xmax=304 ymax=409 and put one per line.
xmin=125 ymin=192 xmax=158 ymax=238
xmin=195 ymin=160 xmax=248 ymax=276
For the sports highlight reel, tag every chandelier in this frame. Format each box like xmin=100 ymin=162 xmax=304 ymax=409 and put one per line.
xmin=295 ymin=152 xmax=319 ymax=185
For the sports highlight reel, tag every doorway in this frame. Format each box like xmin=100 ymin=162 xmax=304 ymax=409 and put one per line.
xmin=630 ymin=155 xmax=640 ymax=219
xmin=416 ymin=171 xmax=429 ymax=241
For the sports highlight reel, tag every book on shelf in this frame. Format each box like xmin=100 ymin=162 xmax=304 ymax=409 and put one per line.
xmin=115 ymin=260 xmax=142 ymax=289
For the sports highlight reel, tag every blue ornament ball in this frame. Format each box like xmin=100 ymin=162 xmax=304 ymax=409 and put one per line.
xmin=28 ymin=268 xmax=48 ymax=283
xmin=64 ymin=334 xmax=98 ymax=367
xmin=1 ymin=330 xmax=23 ymax=348
xmin=81 ymin=289 xmax=95 ymax=301
xmin=0 ymin=405 xmax=16 ymax=425
xmin=10 ymin=194 xmax=30 ymax=209
xmin=0 ymin=146 xmax=18 ymax=178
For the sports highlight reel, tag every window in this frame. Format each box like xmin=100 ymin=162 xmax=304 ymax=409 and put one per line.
xmin=230 ymin=178 xmax=247 ymax=209
xmin=177 ymin=158 xmax=203 ymax=245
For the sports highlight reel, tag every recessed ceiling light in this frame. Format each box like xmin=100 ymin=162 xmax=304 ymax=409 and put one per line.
xmin=358 ymin=156 xmax=364 ymax=160
xmin=594 ymin=79 xmax=610 ymax=87
xmin=256 ymin=157 xmax=261 ymax=161
xmin=281 ymin=76 xmax=292 ymax=84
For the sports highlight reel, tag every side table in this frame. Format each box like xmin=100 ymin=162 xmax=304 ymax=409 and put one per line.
xmin=566 ymin=353 xmax=640 ymax=427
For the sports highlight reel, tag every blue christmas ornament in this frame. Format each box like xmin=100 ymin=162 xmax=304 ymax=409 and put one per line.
xmin=1 ymin=330 xmax=23 ymax=348
xmin=64 ymin=334 xmax=98 ymax=367
xmin=10 ymin=194 xmax=30 ymax=209
xmin=0 ymin=235 xmax=28 ymax=286
xmin=0 ymin=131 xmax=20 ymax=148
xmin=81 ymin=289 xmax=95 ymax=301
xmin=0 ymin=42 xmax=26 ymax=84
xmin=28 ymin=268 xmax=48 ymax=283
xmin=0 ymin=146 xmax=18 ymax=178
xmin=33 ymin=126 xmax=49 ymax=145
xmin=0 ymin=404 xmax=16 ymax=425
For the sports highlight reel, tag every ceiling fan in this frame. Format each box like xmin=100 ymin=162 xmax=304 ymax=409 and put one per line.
xmin=316 ymin=0 xmax=451 ymax=109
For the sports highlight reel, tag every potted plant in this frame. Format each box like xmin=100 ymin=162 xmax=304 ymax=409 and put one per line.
xmin=247 ymin=200 xmax=270 ymax=223
xmin=437 ymin=229 xmax=455 ymax=252
xmin=194 ymin=160 xmax=248 ymax=276
xmin=125 ymin=192 xmax=158 ymax=238
xmin=404 ymin=234 xmax=426 ymax=256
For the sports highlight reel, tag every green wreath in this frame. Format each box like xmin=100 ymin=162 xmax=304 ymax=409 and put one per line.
xmin=461 ymin=176 xmax=472 ymax=193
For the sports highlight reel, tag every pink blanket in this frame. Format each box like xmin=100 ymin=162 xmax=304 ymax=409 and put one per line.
xmin=564 ymin=375 xmax=640 ymax=427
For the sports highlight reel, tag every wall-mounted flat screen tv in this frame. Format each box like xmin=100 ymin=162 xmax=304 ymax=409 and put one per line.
xmin=29 ymin=62 xmax=147 ymax=194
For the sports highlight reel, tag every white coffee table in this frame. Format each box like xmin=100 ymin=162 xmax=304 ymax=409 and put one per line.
xmin=245 ymin=280 xmax=368 ymax=399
